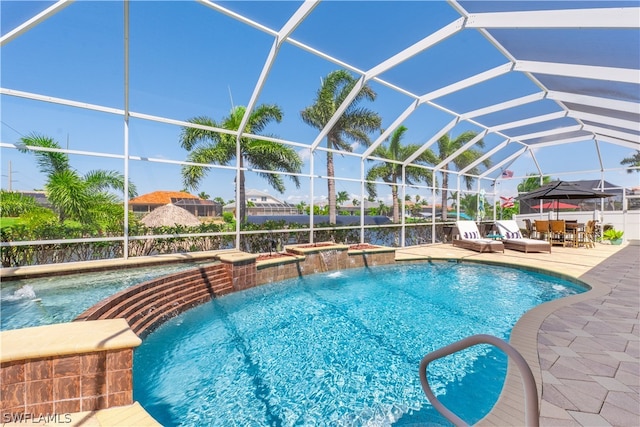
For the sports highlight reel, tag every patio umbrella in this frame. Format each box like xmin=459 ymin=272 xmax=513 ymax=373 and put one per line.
xmin=517 ymin=181 xmax=614 ymax=219
xmin=539 ymin=201 xmax=579 ymax=210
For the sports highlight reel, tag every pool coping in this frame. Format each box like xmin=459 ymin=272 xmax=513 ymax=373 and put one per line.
xmin=0 ymin=319 xmax=141 ymax=363
xmin=0 ymin=249 xmax=238 ymax=281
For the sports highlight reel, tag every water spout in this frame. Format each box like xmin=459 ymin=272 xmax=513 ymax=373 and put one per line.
xmin=4 ymin=285 xmax=37 ymax=301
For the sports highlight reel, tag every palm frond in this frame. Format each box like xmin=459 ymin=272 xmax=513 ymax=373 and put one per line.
xmin=245 ymin=140 xmax=302 ymax=189
xmin=46 ymin=169 xmax=91 ymax=222
xmin=180 ymin=116 xmax=220 ymax=151
xmin=181 ymin=145 xmax=230 ymax=190
xmin=620 ymin=150 xmax=640 ymax=173
xmin=84 ymin=169 xmax=137 ymax=198
xmin=365 ymin=164 xmax=391 ymax=198
xmin=388 ymin=126 xmax=407 ymax=156
xmin=18 ymin=133 xmax=70 ymax=175
xmin=246 ymin=104 xmax=283 ymax=133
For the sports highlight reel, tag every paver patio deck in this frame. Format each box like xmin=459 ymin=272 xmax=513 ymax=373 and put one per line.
xmin=2 ymin=242 xmax=638 ymax=426
xmin=395 ymin=242 xmax=639 ymax=426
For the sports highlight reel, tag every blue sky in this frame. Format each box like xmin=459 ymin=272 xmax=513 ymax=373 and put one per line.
xmin=1 ymin=1 xmax=638 ymax=207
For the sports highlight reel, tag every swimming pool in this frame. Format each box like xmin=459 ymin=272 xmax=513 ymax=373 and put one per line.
xmin=0 ymin=263 xmax=203 ymax=331
xmin=134 ymin=262 xmax=585 ymax=426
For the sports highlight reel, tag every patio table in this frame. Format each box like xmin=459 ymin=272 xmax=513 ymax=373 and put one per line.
xmin=565 ymin=222 xmax=585 ymax=247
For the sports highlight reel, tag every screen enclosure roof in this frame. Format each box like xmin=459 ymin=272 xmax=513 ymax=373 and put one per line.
xmin=1 ymin=0 xmax=638 ymax=196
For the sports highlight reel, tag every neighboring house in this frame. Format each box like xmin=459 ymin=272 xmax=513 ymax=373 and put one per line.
xmin=338 ymin=200 xmax=381 ymax=216
xmin=129 ymin=191 xmax=221 ymax=217
xmin=223 ymin=189 xmax=298 ymax=216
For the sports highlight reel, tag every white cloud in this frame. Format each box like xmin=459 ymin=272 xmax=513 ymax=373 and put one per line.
xmin=297 ymin=148 xmax=311 ymax=162
xmin=286 ymin=194 xmax=308 ymax=202
xmin=350 ymin=142 xmax=360 ymax=151
xmin=285 ymin=193 xmax=327 ymax=204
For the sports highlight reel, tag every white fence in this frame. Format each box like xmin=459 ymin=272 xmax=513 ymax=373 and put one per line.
xmin=514 ymin=210 xmax=640 ymax=243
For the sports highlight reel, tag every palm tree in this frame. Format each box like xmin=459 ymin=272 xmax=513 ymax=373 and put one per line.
xmin=458 ymin=193 xmax=488 ymax=220
xmin=448 ymin=191 xmax=459 ymax=211
xmin=377 ymin=200 xmax=390 ymax=216
xmin=336 ymin=191 xmax=349 ymax=208
xmin=423 ymin=131 xmax=489 ymax=220
xmin=620 ymin=150 xmax=640 ymax=173
xmin=18 ymin=133 xmax=136 ymax=223
xmin=198 ymin=191 xmax=210 ymax=200
xmin=180 ymin=105 xmax=302 ymax=222
xmin=365 ymin=126 xmax=434 ymax=223
xmin=301 ymin=70 xmax=382 ymax=224
xmin=295 ymin=200 xmax=307 ymax=214
xmin=517 ymin=174 xmax=552 ymax=193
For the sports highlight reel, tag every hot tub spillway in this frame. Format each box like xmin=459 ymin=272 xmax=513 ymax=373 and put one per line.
xmin=75 ymin=263 xmax=232 ymax=337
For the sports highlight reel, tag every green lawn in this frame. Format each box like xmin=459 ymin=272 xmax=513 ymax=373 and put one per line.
xmin=0 ymin=217 xmax=21 ymax=228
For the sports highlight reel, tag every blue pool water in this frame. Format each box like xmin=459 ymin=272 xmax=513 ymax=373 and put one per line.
xmin=134 ymin=262 xmax=586 ymax=426
xmin=0 ymin=263 xmax=202 ymax=331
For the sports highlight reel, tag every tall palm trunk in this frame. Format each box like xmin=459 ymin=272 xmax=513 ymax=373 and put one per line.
xmin=238 ymin=157 xmax=246 ymax=222
xmin=441 ymin=165 xmax=449 ymax=220
xmin=327 ymin=150 xmax=336 ymax=224
xmin=327 ymin=136 xmax=337 ymax=224
xmin=391 ymin=184 xmax=399 ymax=223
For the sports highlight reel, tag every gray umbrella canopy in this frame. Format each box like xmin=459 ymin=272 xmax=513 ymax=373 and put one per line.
xmin=518 ymin=181 xmax=614 ymax=201
xmin=141 ymin=204 xmax=201 ymax=227
xmin=518 ymin=181 xmax=614 ymax=219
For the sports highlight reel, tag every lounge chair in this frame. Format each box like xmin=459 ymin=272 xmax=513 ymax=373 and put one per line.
xmin=453 ymin=221 xmax=504 ymax=253
xmin=495 ymin=220 xmax=552 ymax=253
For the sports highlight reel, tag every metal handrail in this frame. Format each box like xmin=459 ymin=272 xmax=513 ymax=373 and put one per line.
xmin=419 ymin=334 xmax=539 ymax=427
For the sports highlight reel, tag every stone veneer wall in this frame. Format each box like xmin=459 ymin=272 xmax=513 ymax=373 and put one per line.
xmin=75 ymin=254 xmax=257 ymax=338
xmin=347 ymin=249 xmax=396 ymax=269
xmin=219 ymin=253 xmax=258 ymax=292
xmin=256 ymin=246 xmax=396 ymax=285
xmin=1 ymin=349 xmax=133 ymax=417
xmin=76 ymin=263 xmax=233 ymax=337
xmin=256 ymin=256 xmax=304 ymax=285
xmin=0 ymin=319 xmax=140 ymax=420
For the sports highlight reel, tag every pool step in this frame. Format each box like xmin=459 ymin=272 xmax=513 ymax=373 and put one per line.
xmin=75 ymin=263 xmax=232 ymax=336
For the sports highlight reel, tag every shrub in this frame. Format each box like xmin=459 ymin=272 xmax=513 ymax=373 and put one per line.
xmin=222 ymin=211 xmax=235 ymax=223
xmin=18 ymin=207 xmax=58 ymax=229
xmin=0 ymin=191 xmax=40 ymax=217
xmin=602 ymin=228 xmax=623 ymax=240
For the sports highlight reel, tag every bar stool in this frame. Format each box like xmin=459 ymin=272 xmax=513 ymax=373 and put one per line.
xmin=549 ymin=220 xmax=567 ymax=246
xmin=534 ymin=220 xmax=550 ymax=241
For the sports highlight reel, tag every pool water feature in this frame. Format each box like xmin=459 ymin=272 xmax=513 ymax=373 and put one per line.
xmin=134 ymin=262 xmax=585 ymax=426
xmin=0 ymin=263 xmax=203 ymax=331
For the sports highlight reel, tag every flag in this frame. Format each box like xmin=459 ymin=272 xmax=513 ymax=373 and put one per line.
xmin=501 ymin=169 xmax=514 ymax=178
xmin=500 ymin=196 xmax=514 ymax=208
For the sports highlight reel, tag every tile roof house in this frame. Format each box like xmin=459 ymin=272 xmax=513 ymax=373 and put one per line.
xmin=129 ymin=191 xmax=221 ymax=217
